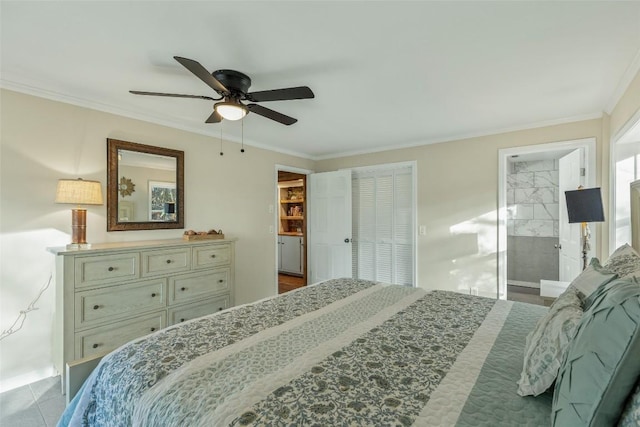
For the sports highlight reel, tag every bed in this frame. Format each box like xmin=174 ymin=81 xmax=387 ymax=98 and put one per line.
xmin=58 ymin=267 xmax=640 ymax=426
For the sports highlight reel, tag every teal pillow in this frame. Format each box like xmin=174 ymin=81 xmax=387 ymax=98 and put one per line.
xmin=551 ymin=278 xmax=640 ymax=426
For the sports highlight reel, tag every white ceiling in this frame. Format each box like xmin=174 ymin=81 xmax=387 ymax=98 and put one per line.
xmin=2 ymin=1 xmax=640 ymax=160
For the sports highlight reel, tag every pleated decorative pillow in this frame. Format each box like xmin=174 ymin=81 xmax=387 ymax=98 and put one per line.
xmin=551 ymin=279 xmax=640 ymax=426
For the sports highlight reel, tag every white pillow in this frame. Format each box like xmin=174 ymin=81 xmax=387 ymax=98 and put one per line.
xmin=569 ymin=258 xmax=617 ymax=301
xmin=603 ymin=243 xmax=640 ymax=279
xmin=517 ymin=286 xmax=584 ymax=396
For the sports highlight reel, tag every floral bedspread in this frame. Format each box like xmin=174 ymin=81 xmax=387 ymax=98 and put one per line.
xmin=60 ymin=279 xmax=522 ymax=426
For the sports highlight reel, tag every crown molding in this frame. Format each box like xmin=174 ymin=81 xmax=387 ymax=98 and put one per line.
xmin=314 ymin=112 xmax=603 ymax=161
xmin=0 ymin=79 xmax=606 ymax=163
xmin=0 ymin=80 xmax=315 ymax=160
xmin=605 ymin=47 xmax=640 ymax=115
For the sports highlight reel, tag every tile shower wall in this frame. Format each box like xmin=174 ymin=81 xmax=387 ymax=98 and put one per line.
xmin=507 ymin=159 xmax=559 ymax=283
xmin=508 ymin=159 xmax=559 ymax=236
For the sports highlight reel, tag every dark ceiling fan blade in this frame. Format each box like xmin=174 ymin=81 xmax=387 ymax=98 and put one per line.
xmin=173 ymin=56 xmax=229 ymax=94
xmin=246 ymin=86 xmax=314 ymax=102
xmin=205 ymin=110 xmax=222 ymax=123
xmin=129 ymin=90 xmax=220 ymax=101
xmin=247 ymin=104 xmax=297 ymax=125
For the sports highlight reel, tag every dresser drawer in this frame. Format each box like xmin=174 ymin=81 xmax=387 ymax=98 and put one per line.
xmin=141 ymin=248 xmax=190 ymax=277
xmin=168 ymin=295 xmax=229 ymax=325
xmin=75 ymin=279 xmax=167 ymax=328
xmin=74 ymin=253 xmax=139 ymax=288
xmin=169 ymin=269 xmax=230 ymax=305
xmin=192 ymin=244 xmax=231 ymax=269
xmin=75 ymin=311 xmax=166 ymax=359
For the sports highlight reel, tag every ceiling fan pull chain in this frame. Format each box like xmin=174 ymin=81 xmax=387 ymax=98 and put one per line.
xmin=241 ymin=119 xmax=245 ymax=153
xmin=219 ymin=123 xmax=224 ymax=156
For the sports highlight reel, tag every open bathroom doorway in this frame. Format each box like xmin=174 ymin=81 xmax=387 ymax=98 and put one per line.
xmin=498 ymin=138 xmax=596 ymax=304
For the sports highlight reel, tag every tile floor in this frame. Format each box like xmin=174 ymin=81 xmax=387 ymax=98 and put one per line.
xmin=0 ymin=376 xmax=66 ymax=427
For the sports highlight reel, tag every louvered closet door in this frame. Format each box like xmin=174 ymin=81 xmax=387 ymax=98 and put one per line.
xmin=352 ymin=165 xmax=415 ymax=286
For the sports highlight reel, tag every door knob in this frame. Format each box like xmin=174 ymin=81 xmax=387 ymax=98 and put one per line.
xmin=344 ymin=238 xmax=351 ymax=243
xmin=554 ymin=244 xmax=562 ymax=249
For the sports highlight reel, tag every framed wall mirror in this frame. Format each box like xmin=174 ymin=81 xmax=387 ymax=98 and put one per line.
xmin=107 ymin=138 xmax=184 ymax=231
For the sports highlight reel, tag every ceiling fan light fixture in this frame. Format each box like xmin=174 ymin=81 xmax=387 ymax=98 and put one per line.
xmin=215 ymin=102 xmax=247 ymax=121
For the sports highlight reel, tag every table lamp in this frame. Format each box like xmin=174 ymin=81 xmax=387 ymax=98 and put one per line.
xmin=565 ymin=187 xmax=605 ymax=270
xmin=55 ymin=178 xmax=103 ymax=249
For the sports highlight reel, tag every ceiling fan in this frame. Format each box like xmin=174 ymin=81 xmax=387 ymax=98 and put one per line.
xmin=130 ymin=56 xmax=314 ymax=125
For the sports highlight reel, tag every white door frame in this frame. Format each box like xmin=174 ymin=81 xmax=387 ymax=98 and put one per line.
xmin=497 ymin=137 xmax=596 ymax=300
xmin=274 ymin=164 xmax=314 ymax=295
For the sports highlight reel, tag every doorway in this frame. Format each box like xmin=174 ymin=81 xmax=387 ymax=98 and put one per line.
xmin=498 ymin=138 xmax=596 ymax=301
xmin=276 ymin=168 xmax=309 ymax=294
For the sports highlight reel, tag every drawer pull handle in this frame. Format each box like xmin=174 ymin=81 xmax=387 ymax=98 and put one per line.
xmin=218 ymin=279 xmax=224 ymax=283
xmin=181 ymin=287 xmax=186 ymax=291
xmin=150 ymin=327 xmax=156 ymax=332
xmin=180 ymin=318 xmax=185 ymax=322
xmin=210 ymin=254 xmax=216 ymax=258
xmin=218 ymin=307 xmax=223 ymax=311
xmin=93 ymin=305 xmax=100 ymax=310
xmin=151 ymin=293 xmax=157 ymax=298
xmin=166 ymin=259 xmax=172 ymax=264
xmin=108 ymin=267 xmax=115 ymax=272
xmin=92 ymin=343 xmax=99 ymax=349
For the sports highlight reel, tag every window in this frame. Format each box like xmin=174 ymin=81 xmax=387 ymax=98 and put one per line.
xmin=612 ymin=116 xmax=640 ymax=250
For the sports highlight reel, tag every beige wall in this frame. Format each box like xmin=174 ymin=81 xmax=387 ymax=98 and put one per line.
xmin=0 ymin=89 xmax=313 ymax=390
xmin=316 ymin=119 xmax=603 ymax=297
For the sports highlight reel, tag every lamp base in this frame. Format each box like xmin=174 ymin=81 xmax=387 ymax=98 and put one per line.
xmin=68 ymin=207 xmax=91 ymax=249
xmin=66 ymin=243 xmax=92 ymax=250
xmin=581 ymin=223 xmax=591 ymax=270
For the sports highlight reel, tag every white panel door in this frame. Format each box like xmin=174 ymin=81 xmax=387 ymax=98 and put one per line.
xmin=308 ymin=170 xmax=353 ymax=283
xmin=558 ymin=149 xmax=583 ymax=281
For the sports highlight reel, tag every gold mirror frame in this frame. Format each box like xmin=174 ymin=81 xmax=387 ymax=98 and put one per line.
xmin=107 ymin=138 xmax=184 ymax=231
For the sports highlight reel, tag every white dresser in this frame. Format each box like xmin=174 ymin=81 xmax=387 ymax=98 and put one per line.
xmin=48 ymin=238 xmax=235 ymax=385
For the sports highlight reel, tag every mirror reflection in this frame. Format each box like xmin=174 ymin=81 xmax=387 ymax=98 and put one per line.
xmin=107 ymin=139 xmax=184 ymax=231
xmin=117 ymin=150 xmax=177 ymax=222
